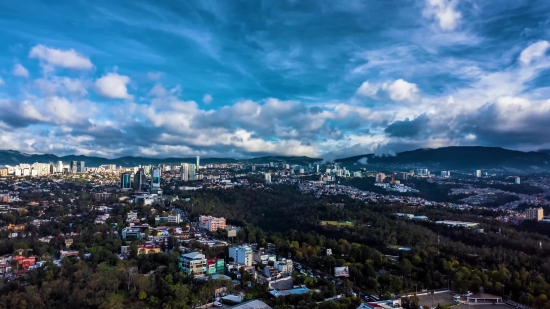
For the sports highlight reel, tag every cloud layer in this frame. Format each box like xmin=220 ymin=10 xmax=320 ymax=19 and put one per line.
xmin=1 ymin=0 xmax=550 ymax=159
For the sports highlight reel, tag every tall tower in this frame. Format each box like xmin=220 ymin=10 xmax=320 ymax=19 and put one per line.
xmin=151 ymin=168 xmax=161 ymax=188
xmin=196 ymin=156 xmax=200 ymax=172
xmin=57 ymin=161 xmax=63 ymax=174
xmin=133 ymin=169 xmax=144 ymax=190
xmin=181 ymin=163 xmax=189 ymax=181
xmin=77 ymin=161 xmax=85 ymax=173
xmin=120 ymin=173 xmax=131 ymax=188
xmin=70 ymin=161 xmax=77 ymax=174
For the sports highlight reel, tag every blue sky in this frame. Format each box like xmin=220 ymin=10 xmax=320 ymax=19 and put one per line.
xmin=1 ymin=0 xmax=550 ymax=159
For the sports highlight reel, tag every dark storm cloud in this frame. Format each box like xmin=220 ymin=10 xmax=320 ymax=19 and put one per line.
xmin=384 ymin=114 xmax=428 ymax=137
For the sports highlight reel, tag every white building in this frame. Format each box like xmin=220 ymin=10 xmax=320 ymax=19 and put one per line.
xmin=167 ymin=213 xmax=181 ymax=224
xmin=126 ymin=211 xmax=138 ymax=222
xmin=274 ymin=258 xmax=293 ymax=274
xmin=514 ymin=177 xmax=520 ymax=184
xmin=264 ymin=173 xmax=271 ymax=183
xmin=229 ymin=246 xmax=253 ymax=266
xmin=475 ymin=170 xmax=481 ymax=177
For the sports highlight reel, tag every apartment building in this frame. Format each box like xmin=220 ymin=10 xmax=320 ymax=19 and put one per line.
xmin=526 ymin=207 xmax=544 ymax=221
xmin=229 ymin=245 xmax=253 ymax=266
xmin=198 ymin=215 xmax=226 ymax=231
xmin=179 ymin=252 xmax=207 ymax=277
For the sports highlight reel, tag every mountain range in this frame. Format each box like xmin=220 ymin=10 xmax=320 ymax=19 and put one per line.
xmin=0 ymin=150 xmax=320 ymax=167
xmin=0 ymin=146 xmax=549 ymax=170
xmin=335 ymin=146 xmax=550 ymax=170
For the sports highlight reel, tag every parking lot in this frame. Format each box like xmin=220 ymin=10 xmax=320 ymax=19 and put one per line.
xmin=417 ymin=292 xmax=455 ymax=308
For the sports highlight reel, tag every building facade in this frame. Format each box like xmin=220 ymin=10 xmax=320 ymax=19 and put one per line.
xmin=120 ymin=173 xmax=131 ymax=188
xmin=198 ymin=216 xmax=226 ymax=231
xmin=229 ymin=246 xmax=253 ymax=266
xmin=179 ymin=252 xmax=207 ymax=276
xmin=526 ymin=207 xmax=544 ymax=221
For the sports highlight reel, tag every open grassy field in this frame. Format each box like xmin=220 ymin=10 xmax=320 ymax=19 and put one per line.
xmin=320 ymin=220 xmax=354 ymax=227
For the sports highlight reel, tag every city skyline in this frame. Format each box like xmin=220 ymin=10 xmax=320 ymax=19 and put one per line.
xmin=1 ymin=0 xmax=550 ymax=160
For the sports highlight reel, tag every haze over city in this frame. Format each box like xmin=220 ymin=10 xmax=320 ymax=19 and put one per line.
xmin=1 ymin=0 xmax=550 ymax=160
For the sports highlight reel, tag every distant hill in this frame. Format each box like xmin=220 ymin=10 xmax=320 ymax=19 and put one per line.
xmin=335 ymin=146 xmax=550 ymax=170
xmin=0 ymin=150 xmax=321 ymax=167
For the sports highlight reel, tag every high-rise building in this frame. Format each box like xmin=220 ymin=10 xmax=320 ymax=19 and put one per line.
xmin=441 ymin=171 xmax=450 ymax=177
xmin=475 ymin=170 xmax=482 ymax=177
xmin=57 ymin=161 xmax=63 ymax=174
xmin=151 ymin=168 xmax=161 ymax=188
xmin=196 ymin=156 xmax=200 ymax=172
xmin=375 ymin=173 xmax=386 ymax=183
xmin=265 ymin=173 xmax=271 ymax=183
xmin=269 ymin=162 xmax=274 ymax=167
xmin=143 ymin=165 xmax=151 ymax=175
xmin=77 ymin=161 xmax=85 ymax=173
xmin=181 ymin=163 xmax=189 ymax=181
xmin=526 ymin=207 xmax=544 ymax=221
xmin=120 ymin=173 xmax=131 ymax=189
xmin=180 ymin=163 xmax=196 ymax=181
xmin=251 ymin=166 xmax=256 ymax=172
xmin=316 ymin=164 xmax=320 ymax=173
xmin=416 ymin=169 xmax=429 ymax=176
xmin=70 ymin=161 xmax=78 ymax=174
xmin=515 ymin=177 xmax=521 ymax=184
xmin=133 ymin=169 xmax=145 ymax=190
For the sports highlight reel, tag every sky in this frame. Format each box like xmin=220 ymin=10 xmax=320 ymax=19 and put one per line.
xmin=1 ymin=0 xmax=550 ymax=160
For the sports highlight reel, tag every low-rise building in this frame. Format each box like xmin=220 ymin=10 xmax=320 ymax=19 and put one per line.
xmin=198 ymin=215 xmax=226 ymax=231
xmin=229 ymin=245 xmax=253 ymax=266
xmin=179 ymin=252 xmax=207 ymax=277
xmin=207 ymin=258 xmax=225 ymax=275
xmin=121 ymin=227 xmax=145 ymax=240
xmin=137 ymin=245 xmax=160 ymax=255
xmin=274 ymin=258 xmax=293 ymax=274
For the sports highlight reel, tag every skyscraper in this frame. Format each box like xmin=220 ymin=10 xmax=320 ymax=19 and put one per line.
xmin=196 ymin=156 xmax=200 ymax=172
xmin=77 ymin=161 xmax=85 ymax=173
xmin=188 ymin=164 xmax=196 ymax=180
xmin=316 ymin=164 xmax=320 ymax=173
xmin=515 ymin=177 xmax=521 ymax=184
xmin=475 ymin=170 xmax=482 ymax=177
xmin=133 ymin=169 xmax=145 ymax=190
xmin=526 ymin=207 xmax=544 ymax=221
xmin=121 ymin=173 xmax=131 ymax=189
xmin=57 ymin=161 xmax=63 ymax=174
xmin=70 ymin=161 xmax=78 ymax=174
xmin=265 ymin=173 xmax=271 ymax=183
xmin=181 ymin=163 xmax=189 ymax=181
xmin=151 ymin=168 xmax=161 ymax=188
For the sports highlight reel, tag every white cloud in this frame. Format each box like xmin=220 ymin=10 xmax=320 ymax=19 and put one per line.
xmin=0 ymin=77 xmax=4 ymax=86
xmin=29 ymin=45 xmax=93 ymax=69
xmin=35 ymin=76 xmax=88 ymax=96
xmin=203 ymin=94 xmax=213 ymax=104
xmin=147 ymin=72 xmax=163 ymax=80
xmin=423 ymin=0 xmax=462 ymax=31
xmin=94 ymin=73 xmax=132 ymax=99
xmin=519 ymin=40 xmax=550 ymax=65
xmin=382 ymin=79 xmax=419 ymax=102
xmin=13 ymin=64 xmax=29 ymax=77
xmin=148 ymin=84 xmax=168 ymax=97
xmin=356 ymin=81 xmax=379 ymax=97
